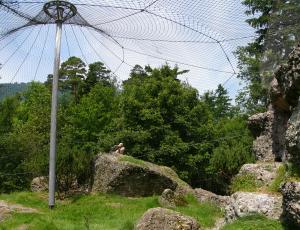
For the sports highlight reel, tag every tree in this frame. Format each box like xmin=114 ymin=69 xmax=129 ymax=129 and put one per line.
xmin=59 ymin=56 xmax=87 ymax=102
xmin=85 ymin=62 xmax=112 ymax=91
xmin=117 ymin=64 xmax=216 ymax=185
xmin=208 ymin=117 xmax=254 ymax=194
xmin=201 ymin=84 xmax=233 ymax=119
xmin=236 ymin=0 xmax=300 ymax=113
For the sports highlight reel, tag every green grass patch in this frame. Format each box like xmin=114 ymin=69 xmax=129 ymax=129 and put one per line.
xmin=0 ymin=192 xmax=47 ymax=210
xmin=0 ymin=192 xmax=222 ymax=230
xmin=287 ymin=163 xmax=300 ymax=182
xmin=268 ymin=165 xmax=286 ymax=192
xmin=174 ymin=194 xmax=223 ymax=228
xmin=230 ymin=174 xmax=262 ymax=193
xmin=222 ymin=214 xmax=284 ymax=230
xmin=120 ymin=155 xmax=148 ymax=167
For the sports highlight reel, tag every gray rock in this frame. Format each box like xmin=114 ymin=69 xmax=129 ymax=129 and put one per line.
xmin=237 ymin=162 xmax=283 ymax=186
xmin=247 ymin=44 xmax=300 ymax=163
xmin=31 ymin=176 xmax=48 ymax=192
xmin=274 ymin=44 xmax=300 ymax=108
xmin=280 ymin=182 xmax=300 ymax=226
xmin=248 ymin=107 xmax=289 ymax=162
xmin=92 ymin=153 xmax=191 ymax=197
xmin=159 ymin=189 xmax=187 ymax=208
xmin=225 ymin=192 xmax=282 ymax=223
xmin=0 ymin=201 xmax=37 ymax=222
xmin=135 ymin=207 xmax=200 ymax=230
xmin=286 ymin=101 xmax=300 ymax=163
xmin=193 ymin=188 xmax=230 ymax=209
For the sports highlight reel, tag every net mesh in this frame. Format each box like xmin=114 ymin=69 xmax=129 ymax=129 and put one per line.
xmin=0 ymin=0 xmax=261 ymax=96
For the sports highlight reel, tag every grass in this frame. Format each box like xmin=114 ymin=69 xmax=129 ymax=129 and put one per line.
xmin=230 ymin=165 xmax=288 ymax=194
xmin=230 ymin=174 xmax=262 ymax=193
xmin=119 ymin=155 xmax=148 ymax=167
xmin=268 ymin=165 xmax=286 ymax=192
xmin=174 ymin=194 xmax=223 ymax=228
xmin=222 ymin=214 xmax=284 ymax=230
xmin=0 ymin=192 xmax=222 ymax=230
xmin=287 ymin=163 xmax=300 ymax=182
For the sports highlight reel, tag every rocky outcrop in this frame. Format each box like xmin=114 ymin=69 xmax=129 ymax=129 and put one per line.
xmin=193 ymin=188 xmax=230 ymax=209
xmin=280 ymin=182 xmax=300 ymax=226
xmin=236 ymin=162 xmax=283 ymax=186
xmin=92 ymin=153 xmax=191 ymax=197
xmin=0 ymin=201 xmax=37 ymax=222
xmin=248 ymin=111 xmax=275 ymax=161
xmin=273 ymin=45 xmax=300 ymax=108
xmin=286 ymin=102 xmax=300 ymax=163
xmin=158 ymin=189 xmax=187 ymax=208
xmin=135 ymin=207 xmax=200 ymax=230
xmin=248 ymin=43 xmax=300 ymax=162
xmin=31 ymin=176 xmax=48 ymax=192
xmin=225 ymin=192 xmax=282 ymax=222
xmin=248 ymin=107 xmax=289 ymax=162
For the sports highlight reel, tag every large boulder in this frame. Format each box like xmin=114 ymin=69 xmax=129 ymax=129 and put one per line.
xmin=193 ymin=188 xmax=230 ymax=209
xmin=92 ymin=153 xmax=191 ymax=197
xmin=280 ymin=182 xmax=300 ymax=226
xmin=135 ymin=207 xmax=200 ymax=230
xmin=158 ymin=189 xmax=188 ymax=208
xmin=225 ymin=192 xmax=282 ymax=222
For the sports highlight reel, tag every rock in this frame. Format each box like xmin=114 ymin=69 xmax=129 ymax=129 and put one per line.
xmin=193 ymin=188 xmax=230 ymax=209
xmin=135 ymin=207 xmax=200 ymax=230
xmin=237 ymin=162 xmax=283 ymax=186
xmin=280 ymin=182 xmax=300 ymax=226
xmin=286 ymin=101 xmax=300 ymax=164
xmin=248 ymin=107 xmax=289 ymax=161
xmin=92 ymin=153 xmax=192 ymax=197
xmin=225 ymin=192 xmax=282 ymax=223
xmin=158 ymin=189 xmax=187 ymax=208
xmin=0 ymin=201 xmax=38 ymax=222
xmin=247 ymin=44 xmax=300 ymax=163
xmin=31 ymin=176 xmax=48 ymax=192
xmin=274 ymin=44 xmax=300 ymax=108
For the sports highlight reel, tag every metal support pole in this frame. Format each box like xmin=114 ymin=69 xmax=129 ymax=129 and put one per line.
xmin=49 ymin=22 xmax=62 ymax=209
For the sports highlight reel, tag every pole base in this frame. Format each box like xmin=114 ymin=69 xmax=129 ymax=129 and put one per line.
xmin=49 ymin=205 xmax=55 ymax=209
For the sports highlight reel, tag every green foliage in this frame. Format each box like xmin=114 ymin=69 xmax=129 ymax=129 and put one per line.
xmin=0 ymin=83 xmax=28 ymax=101
xmin=222 ymin=214 xmax=284 ymax=230
xmin=286 ymin=163 xmax=300 ymax=182
xmin=231 ymin=165 xmax=287 ymax=194
xmin=230 ymin=174 xmax=262 ymax=193
xmin=208 ymin=117 xmax=255 ymax=194
xmin=174 ymin=194 xmax=223 ymax=228
xmin=0 ymin=83 xmax=51 ymax=192
xmin=268 ymin=165 xmax=287 ymax=192
xmin=201 ymin=84 xmax=233 ymax=119
xmin=85 ymin=61 xmax=112 ymax=92
xmin=0 ymin=61 xmax=254 ymax=195
xmin=236 ymin=0 xmax=300 ymax=114
xmin=0 ymin=192 xmax=222 ymax=229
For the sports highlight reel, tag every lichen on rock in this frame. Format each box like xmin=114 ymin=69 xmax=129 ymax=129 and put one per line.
xmin=92 ymin=153 xmax=192 ymax=197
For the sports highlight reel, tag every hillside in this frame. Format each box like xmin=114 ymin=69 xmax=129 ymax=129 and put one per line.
xmin=0 ymin=83 xmax=28 ymax=101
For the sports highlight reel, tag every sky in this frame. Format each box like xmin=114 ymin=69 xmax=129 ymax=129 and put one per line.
xmin=0 ymin=0 xmax=257 ymax=100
